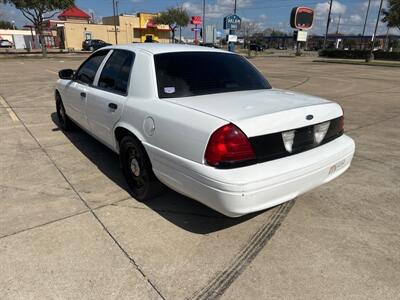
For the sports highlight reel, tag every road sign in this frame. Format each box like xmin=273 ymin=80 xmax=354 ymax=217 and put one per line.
xmin=223 ymin=14 xmax=241 ymax=30
xmin=192 ymin=28 xmax=201 ymax=32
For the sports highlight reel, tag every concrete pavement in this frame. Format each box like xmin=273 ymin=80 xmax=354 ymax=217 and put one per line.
xmin=0 ymin=56 xmax=399 ymax=299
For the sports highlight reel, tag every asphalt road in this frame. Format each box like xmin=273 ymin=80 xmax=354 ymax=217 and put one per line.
xmin=0 ymin=55 xmax=399 ymax=299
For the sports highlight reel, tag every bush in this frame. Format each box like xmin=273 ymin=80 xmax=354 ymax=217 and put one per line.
xmin=319 ymin=49 xmax=400 ymax=61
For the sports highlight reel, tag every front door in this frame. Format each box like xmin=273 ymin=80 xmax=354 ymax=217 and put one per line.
xmin=64 ymin=49 xmax=110 ymax=129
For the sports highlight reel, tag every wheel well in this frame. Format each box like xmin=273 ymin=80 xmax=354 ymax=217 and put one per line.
xmin=55 ymin=89 xmax=61 ymax=100
xmin=115 ymin=127 xmax=139 ymax=146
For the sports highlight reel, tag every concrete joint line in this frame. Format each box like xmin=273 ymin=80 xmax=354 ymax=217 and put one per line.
xmin=0 ymin=95 xmax=165 ymax=300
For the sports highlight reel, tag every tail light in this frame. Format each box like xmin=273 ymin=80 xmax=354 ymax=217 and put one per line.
xmin=205 ymin=124 xmax=256 ymax=167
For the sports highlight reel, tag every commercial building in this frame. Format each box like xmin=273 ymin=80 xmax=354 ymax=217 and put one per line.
xmin=47 ymin=6 xmax=170 ymax=51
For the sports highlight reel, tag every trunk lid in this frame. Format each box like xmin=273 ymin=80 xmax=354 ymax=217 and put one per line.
xmin=164 ymin=89 xmax=343 ymax=137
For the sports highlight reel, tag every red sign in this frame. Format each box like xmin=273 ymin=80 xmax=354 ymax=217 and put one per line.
xmin=191 ymin=16 xmax=202 ymax=25
xmin=290 ymin=7 xmax=314 ymax=30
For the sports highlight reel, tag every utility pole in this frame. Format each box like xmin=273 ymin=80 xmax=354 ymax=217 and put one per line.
xmin=234 ymin=0 xmax=237 ymax=14
xmin=203 ymin=0 xmax=206 ymax=45
xmin=367 ymin=0 xmax=384 ymax=61
xmin=323 ymin=0 xmax=333 ymax=49
xmin=361 ymin=0 xmax=371 ymax=49
xmin=116 ymin=1 xmax=119 ymax=17
xmin=112 ymin=0 xmax=118 ymax=44
xmin=336 ymin=14 xmax=341 ymax=34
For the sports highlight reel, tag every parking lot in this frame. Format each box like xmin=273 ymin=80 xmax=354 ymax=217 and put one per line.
xmin=0 ymin=55 xmax=399 ymax=299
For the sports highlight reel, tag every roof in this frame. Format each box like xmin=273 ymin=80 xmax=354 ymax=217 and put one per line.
xmin=58 ymin=5 xmax=91 ymax=20
xmin=104 ymin=43 xmax=229 ymax=55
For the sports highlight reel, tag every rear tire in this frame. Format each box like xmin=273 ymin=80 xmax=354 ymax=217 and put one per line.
xmin=120 ymin=136 xmax=164 ymax=201
xmin=56 ymin=94 xmax=72 ymax=131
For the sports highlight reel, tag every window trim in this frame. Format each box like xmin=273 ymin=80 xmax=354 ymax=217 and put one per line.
xmin=74 ymin=49 xmax=111 ymax=86
xmin=93 ymin=49 xmax=136 ymax=97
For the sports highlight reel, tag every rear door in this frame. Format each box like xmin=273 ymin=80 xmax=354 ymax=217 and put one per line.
xmin=86 ymin=49 xmax=135 ymax=147
xmin=62 ymin=49 xmax=110 ymax=128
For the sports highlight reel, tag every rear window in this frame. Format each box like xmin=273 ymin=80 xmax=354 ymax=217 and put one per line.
xmin=154 ymin=52 xmax=271 ymax=98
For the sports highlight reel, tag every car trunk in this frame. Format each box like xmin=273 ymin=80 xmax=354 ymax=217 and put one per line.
xmin=164 ymin=89 xmax=343 ymax=137
xmin=165 ymin=89 xmax=344 ymax=167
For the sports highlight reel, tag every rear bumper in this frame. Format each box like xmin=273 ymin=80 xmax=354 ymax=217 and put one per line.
xmin=146 ymin=135 xmax=355 ymax=217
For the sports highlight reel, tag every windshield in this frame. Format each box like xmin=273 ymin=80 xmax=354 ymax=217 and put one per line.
xmin=154 ymin=52 xmax=271 ymax=99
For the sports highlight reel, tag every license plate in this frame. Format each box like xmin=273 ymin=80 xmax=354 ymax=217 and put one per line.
xmin=329 ymin=159 xmax=346 ymax=175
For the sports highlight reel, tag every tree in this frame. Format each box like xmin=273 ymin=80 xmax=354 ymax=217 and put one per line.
xmin=153 ymin=7 xmax=189 ymax=43
xmin=5 ymin=0 xmax=74 ymax=56
xmin=0 ymin=20 xmax=16 ymax=29
xmin=239 ymin=21 xmax=262 ymax=45
xmin=381 ymin=0 xmax=400 ymax=30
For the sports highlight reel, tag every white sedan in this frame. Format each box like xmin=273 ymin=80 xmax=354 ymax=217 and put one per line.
xmin=55 ymin=44 xmax=355 ymax=217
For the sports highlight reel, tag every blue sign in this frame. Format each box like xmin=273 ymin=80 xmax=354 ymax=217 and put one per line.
xmin=223 ymin=14 xmax=242 ymax=30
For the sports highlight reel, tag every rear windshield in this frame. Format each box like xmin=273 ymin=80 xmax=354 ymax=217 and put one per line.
xmin=154 ymin=52 xmax=271 ymax=98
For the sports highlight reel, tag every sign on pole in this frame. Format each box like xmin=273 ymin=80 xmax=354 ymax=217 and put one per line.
xmin=223 ymin=14 xmax=242 ymax=30
xmin=191 ymin=16 xmax=202 ymax=25
xmin=290 ymin=7 xmax=314 ymax=30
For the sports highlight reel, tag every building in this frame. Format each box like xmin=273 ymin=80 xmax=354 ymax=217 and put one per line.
xmin=47 ymin=6 xmax=170 ymax=51
xmin=0 ymin=28 xmax=39 ymax=49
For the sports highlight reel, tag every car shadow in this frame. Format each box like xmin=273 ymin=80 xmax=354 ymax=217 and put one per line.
xmin=51 ymin=113 xmax=262 ymax=234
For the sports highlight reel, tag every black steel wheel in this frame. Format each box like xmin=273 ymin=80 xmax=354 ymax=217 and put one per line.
xmin=56 ymin=94 xmax=72 ymax=131
xmin=120 ymin=136 xmax=163 ymax=201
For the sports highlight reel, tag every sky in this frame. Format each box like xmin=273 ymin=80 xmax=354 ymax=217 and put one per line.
xmin=0 ymin=0 xmax=399 ymax=36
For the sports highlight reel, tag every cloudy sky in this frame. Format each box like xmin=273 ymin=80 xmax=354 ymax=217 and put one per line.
xmin=0 ymin=0 xmax=398 ymax=36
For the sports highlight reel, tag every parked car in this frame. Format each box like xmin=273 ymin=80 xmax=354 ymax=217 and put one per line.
xmin=0 ymin=39 xmax=13 ymax=48
xmin=55 ymin=44 xmax=355 ymax=217
xmin=82 ymin=39 xmax=111 ymax=51
xmin=249 ymin=44 xmax=264 ymax=51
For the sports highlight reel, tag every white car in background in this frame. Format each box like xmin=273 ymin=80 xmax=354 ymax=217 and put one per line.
xmin=55 ymin=44 xmax=355 ymax=217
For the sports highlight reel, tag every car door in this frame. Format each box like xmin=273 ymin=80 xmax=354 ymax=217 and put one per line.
xmin=86 ymin=49 xmax=135 ymax=147
xmin=62 ymin=49 xmax=110 ymax=129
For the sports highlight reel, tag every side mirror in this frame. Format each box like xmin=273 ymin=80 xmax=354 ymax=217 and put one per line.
xmin=59 ymin=69 xmax=74 ymax=80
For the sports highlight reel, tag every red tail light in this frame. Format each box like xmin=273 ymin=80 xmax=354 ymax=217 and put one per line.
xmin=205 ymin=124 xmax=256 ymax=167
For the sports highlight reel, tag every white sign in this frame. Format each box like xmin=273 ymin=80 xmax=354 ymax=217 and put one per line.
xmin=297 ymin=31 xmax=308 ymax=42
xmin=227 ymin=34 xmax=238 ymax=42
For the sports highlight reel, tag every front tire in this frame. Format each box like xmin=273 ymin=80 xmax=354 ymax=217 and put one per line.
xmin=120 ymin=136 xmax=163 ymax=201
xmin=56 ymin=94 xmax=72 ymax=131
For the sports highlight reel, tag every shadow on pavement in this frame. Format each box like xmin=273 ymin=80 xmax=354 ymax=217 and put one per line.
xmin=51 ymin=113 xmax=261 ymax=234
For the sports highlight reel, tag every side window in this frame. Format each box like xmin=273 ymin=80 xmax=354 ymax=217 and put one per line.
xmin=98 ymin=50 xmax=135 ymax=95
xmin=76 ymin=50 xmax=109 ymax=85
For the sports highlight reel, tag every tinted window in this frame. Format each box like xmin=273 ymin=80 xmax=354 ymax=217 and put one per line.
xmin=154 ymin=52 xmax=271 ymax=98
xmin=98 ymin=50 xmax=134 ymax=95
xmin=76 ymin=50 xmax=109 ymax=85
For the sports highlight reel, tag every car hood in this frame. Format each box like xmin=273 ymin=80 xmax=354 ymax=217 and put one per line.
xmin=164 ymin=89 xmax=343 ymax=137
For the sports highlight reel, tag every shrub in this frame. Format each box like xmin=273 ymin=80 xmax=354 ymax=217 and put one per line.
xmin=319 ymin=49 xmax=400 ymax=61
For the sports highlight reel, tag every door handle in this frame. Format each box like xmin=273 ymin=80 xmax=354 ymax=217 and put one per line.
xmin=80 ymin=92 xmax=86 ymax=98
xmin=108 ymin=103 xmax=118 ymax=110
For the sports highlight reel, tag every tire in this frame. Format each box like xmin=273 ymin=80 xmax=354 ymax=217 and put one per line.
xmin=55 ymin=94 xmax=72 ymax=131
xmin=120 ymin=136 xmax=164 ymax=201
xmin=89 ymin=46 xmax=94 ymax=52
